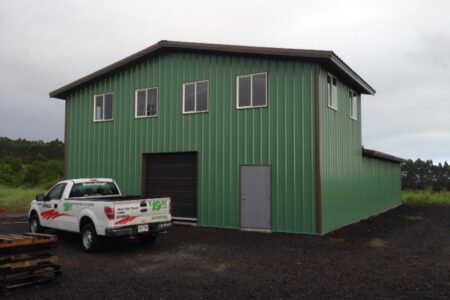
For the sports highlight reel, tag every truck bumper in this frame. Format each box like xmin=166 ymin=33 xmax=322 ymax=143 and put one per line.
xmin=104 ymin=222 xmax=172 ymax=237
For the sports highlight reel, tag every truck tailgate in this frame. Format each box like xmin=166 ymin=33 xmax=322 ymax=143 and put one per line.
xmin=113 ymin=197 xmax=171 ymax=226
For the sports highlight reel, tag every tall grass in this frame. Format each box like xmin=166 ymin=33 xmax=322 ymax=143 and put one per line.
xmin=402 ymin=189 xmax=450 ymax=205
xmin=0 ymin=185 xmax=46 ymax=212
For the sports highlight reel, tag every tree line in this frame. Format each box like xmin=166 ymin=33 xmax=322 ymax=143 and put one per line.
xmin=0 ymin=137 xmax=64 ymax=187
xmin=401 ymin=159 xmax=450 ymax=191
xmin=0 ymin=137 xmax=63 ymax=164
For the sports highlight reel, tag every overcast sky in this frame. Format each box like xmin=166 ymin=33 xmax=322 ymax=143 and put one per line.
xmin=0 ymin=0 xmax=449 ymax=163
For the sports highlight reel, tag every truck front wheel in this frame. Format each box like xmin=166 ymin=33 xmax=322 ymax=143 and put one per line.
xmin=81 ymin=223 xmax=101 ymax=252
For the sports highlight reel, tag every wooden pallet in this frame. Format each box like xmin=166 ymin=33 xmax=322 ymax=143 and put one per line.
xmin=0 ymin=233 xmax=60 ymax=294
xmin=0 ymin=233 xmax=57 ymax=249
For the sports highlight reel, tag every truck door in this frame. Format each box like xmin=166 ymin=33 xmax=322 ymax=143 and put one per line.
xmin=58 ymin=183 xmax=80 ymax=232
xmin=39 ymin=183 xmax=67 ymax=229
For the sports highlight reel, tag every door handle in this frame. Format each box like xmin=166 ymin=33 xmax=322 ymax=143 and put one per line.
xmin=54 ymin=204 xmax=58 ymax=209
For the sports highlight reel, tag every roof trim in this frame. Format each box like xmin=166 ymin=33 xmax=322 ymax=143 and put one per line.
xmin=49 ymin=40 xmax=376 ymax=99
xmin=362 ymin=148 xmax=405 ymax=163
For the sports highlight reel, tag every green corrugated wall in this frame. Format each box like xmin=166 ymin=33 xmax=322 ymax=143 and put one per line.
xmin=65 ymin=51 xmax=317 ymax=234
xmin=318 ymin=67 xmax=401 ymax=234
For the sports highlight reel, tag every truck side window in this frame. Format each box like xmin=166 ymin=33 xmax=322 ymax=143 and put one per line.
xmin=46 ymin=183 xmax=67 ymax=200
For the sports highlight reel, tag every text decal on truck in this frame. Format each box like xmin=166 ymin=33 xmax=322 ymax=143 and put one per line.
xmin=150 ymin=199 xmax=168 ymax=211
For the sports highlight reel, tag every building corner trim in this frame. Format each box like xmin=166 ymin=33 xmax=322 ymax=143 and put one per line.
xmin=64 ymin=101 xmax=68 ymax=179
xmin=314 ymin=64 xmax=322 ymax=235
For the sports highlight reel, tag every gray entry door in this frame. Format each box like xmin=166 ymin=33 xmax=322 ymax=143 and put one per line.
xmin=240 ymin=166 xmax=271 ymax=229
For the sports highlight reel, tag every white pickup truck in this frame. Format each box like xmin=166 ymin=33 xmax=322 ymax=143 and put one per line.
xmin=28 ymin=178 xmax=172 ymax=252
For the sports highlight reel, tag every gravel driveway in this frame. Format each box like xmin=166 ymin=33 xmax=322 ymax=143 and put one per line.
xmin=1 ymin=204 xmax=450 ymax=299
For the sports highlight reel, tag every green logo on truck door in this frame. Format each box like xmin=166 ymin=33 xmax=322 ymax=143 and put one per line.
xmin=63 ymin=202 xmax=73 ymax=212
xmin=150 ymin=200 xmax=168 ymax=211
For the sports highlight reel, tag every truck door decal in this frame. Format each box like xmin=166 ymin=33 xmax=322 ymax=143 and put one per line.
xmin=41 ymin=209 xmax=72 ymax=220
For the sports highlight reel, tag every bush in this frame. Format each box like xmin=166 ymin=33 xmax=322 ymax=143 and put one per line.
xmin=0 ymin=157 xmax=24 ymax=186
xmin=22 ymin=160 xmax=64 ymax=187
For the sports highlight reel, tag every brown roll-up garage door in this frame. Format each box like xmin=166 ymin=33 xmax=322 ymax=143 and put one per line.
xmin=143 ymin=152 xmax=197 ymax=220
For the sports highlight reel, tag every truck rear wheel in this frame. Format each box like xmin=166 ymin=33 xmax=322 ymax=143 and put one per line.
xmin=81 ymin=223 xmax=101 ymax=252
xmin=29 ymin=213 xmax=44 ymax=233
xmin=137 ymin=233 xmax=158 ymax=245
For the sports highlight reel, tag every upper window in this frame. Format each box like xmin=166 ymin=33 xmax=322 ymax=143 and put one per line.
xmin=327 ymin=74 xmax=338 ymax=110
xmin=183 ymin=80 xmax=209 ymax=114
xmin=236 ymin=72 xmax=267 ymax=109
xmin=349 ymin=91 xmax=358 ymax=120
xmin=94 ymin=93 xmax=114 ymax=121
xmin=135 ymin=87 xmax=159 ymax=118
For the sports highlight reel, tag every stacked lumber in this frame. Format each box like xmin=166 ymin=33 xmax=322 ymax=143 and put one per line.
xmin=0 ymin=233 xmax=60 ymax=294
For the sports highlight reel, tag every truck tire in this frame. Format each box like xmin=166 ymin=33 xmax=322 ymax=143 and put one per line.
xmin=29 ymin=213 xmax=44 ymax=233
xmin=137 ymin=233 xmax=158 ymax=245
xmin=81 ymin=223 xmax=101 ymax=253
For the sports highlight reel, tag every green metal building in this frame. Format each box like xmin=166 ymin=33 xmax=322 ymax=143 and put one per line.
xmin=50 ymin=41 xmax=402 ymax=235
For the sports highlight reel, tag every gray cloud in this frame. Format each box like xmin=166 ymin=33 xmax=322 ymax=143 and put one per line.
xmin=407 ymin=32 xmax=450 ymax=68
xmin=0 ymin=0 xmax=449 ymax=162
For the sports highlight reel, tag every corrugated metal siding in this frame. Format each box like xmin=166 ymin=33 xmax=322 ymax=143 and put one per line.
xmin=66 ymin=51 xmax=316 ymax=234
xmin=318 ymin=67 xmax=401 ymax=234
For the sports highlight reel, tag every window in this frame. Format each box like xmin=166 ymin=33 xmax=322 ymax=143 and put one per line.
xmin=69 ymin=182 xmax=120 ymax=198
xmin=349 ymin=91 xmax=358 ymax=120
xmin=135 ymin=87 xmax=159 ymax=118
xmin=183 ymin=80 xmax=209 ymax=113
xmin=94 ymin=93 xmax=114 ymax=121
xmin=327 ymin=74 xmax=338 ymax=110
xmin=46 ymin=183 xmax=67 ymax=200
xmin=236 ymin=72 xmax=267 ymax=108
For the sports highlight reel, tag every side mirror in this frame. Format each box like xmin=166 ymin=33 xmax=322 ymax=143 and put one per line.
xmin=36 ymin=194 xmax=44 ymax=202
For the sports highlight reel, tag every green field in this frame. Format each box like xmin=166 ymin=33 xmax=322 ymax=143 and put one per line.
xmin=0 ymin=185 xmax=45 ymax=212
xmin=402 ymin=189 xmax=450 ymax=205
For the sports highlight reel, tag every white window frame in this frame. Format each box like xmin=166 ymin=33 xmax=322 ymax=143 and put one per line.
xmin=327 ymin=74 xmax=338 ymax=111
xmin=93 ymin=92 xmax=114 ymax=122
xmin=349 ymin=90 xmax=358 ymax=121
xmin=134 ymin=87 xmax=159 ymax=119
xmin=182 ymin=80 xmax=209 ymax=114
xmin=236 ymin=72 xmax=268 ymax=109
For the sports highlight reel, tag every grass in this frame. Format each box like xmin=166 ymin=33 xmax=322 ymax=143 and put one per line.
xmin=0 ymin=185 xmax=45 ymax=213
xmin=402 ymin=189 xmax=450 ymax=205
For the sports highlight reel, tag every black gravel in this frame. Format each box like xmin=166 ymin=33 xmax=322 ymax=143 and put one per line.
xmin=1 ymin=204 xmax=450 ymax=299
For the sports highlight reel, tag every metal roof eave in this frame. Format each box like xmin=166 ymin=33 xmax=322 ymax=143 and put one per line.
xmin=49 ymin=40 xmax=375 ymax=99
xmin=362 ymin=148 xmax=405 ymax=163
xmin=329 ymin=55 xmax=376 ymax=95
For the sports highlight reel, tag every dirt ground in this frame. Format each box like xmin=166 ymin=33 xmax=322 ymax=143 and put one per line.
xmin=1 ymin=204 xmax=449 ymax=299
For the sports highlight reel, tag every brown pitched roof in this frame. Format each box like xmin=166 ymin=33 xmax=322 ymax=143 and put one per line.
xmin=362 ymin=148 xmax=405 ymax=163
xmin=50 ymin=40 xmax=376 ymax=99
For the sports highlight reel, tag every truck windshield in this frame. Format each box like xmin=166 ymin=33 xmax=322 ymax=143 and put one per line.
xmin=69 ymin=182 xmax=120 ymax=198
